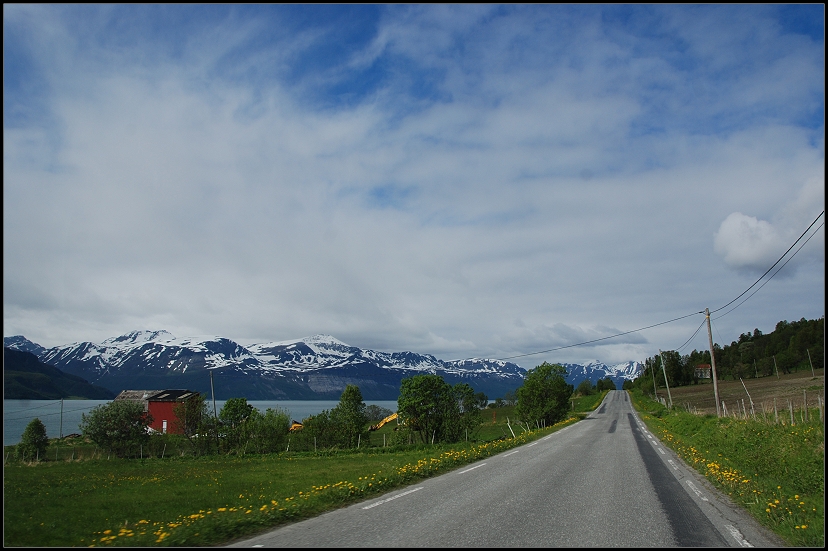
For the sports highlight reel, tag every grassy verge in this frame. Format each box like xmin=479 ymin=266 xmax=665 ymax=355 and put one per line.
xmin=4 ymin=404 xmax=587 ymax=547
xmin=629 ymin=388 xmax=824 ymax=547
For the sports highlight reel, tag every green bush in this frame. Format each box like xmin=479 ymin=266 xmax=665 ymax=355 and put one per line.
xmin=79 ymin=399 xmax=152 ymax=458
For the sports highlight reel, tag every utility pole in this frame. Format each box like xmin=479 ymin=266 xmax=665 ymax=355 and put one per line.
xmin=705 ymin=308 xmax=721 ymax=417
xmin=659 ymin=350 xmax=673 ymax=409
xmin=773 ymin=356 xmax=780 ymax=379
xmin=807 ymin=349 xmax=815 ymax=377
xmin=209 ymin=369 xmax=218 ymax=419
xmin=209 ymin=368 xmax=220 ymax=452
xmin=59 ymin=398 xmax=64 ymax=439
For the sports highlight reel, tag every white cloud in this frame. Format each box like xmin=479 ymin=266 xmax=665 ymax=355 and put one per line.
xmin=714 ymin=212 xmax=787 ymax=271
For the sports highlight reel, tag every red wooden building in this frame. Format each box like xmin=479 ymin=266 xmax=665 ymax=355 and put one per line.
xmin=114 ymin=389 xmax=200 ymax=434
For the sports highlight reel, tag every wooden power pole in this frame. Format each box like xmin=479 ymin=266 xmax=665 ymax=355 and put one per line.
xmin=659 ymin=350 xmax=673 ymax=409
xmin=705 ymin=308 xmax=721 ymax=417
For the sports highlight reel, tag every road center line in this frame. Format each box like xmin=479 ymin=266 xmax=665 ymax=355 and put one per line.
xmin=458 ymin=463 xmax=486 ymax=474
xmin=362 ymin=487 xmax=424 ymax=510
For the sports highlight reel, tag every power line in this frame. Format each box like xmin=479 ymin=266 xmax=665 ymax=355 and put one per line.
xmin=4 ymin=402 xmax=102 ymax=422
xmin=675 ymin=318 xmax=707 ymax=353
xmin=493 ymin=310 xmax=703 ymax=362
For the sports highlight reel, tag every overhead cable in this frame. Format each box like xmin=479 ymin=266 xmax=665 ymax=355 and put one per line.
xmin=493 ymin=310 xmax=703 ymax=362
xmin=675 ymin=318 xmax=707 ymax=353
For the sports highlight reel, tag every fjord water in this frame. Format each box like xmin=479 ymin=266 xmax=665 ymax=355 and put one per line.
xmin=3 ymin=400 xmax=398 ymax=447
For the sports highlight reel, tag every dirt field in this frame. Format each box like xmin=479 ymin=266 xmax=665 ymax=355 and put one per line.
xmin=651 ymin=368 xmax=825 ymax=417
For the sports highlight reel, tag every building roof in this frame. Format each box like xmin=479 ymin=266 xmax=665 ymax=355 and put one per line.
xmin=115 ymin=389 xmax=199 ymax=402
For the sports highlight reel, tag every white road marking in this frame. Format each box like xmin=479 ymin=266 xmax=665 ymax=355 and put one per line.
xmin=362 ymin=487 xmax=423 ymax=510
xmin=657 ymin=447 xmax=665 ymax=455
xmin=527 ymin=442 xmax=538 ymax=447
xmin=667 ymin=459 xmax=679 ymax=470
xmin=458 ymin=463 xmax=486 ymax=474
xmin=685 ymin=480 xmax=709 ymax=502
xmin=724 ymin=524 xmax=753 ymax=547
xmin=504 ymin=450 xmax=520 ymax=457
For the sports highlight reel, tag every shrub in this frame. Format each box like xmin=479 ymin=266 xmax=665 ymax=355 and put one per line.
xmin=80 ymin=399 xmax=153 ymax=457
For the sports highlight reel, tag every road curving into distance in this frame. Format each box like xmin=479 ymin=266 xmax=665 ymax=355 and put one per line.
xmin=229 ymin=390 xmax=785 ymax=547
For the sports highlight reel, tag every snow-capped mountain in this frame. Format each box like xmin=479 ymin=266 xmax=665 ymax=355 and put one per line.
xmin=4 ymin=332 xmax=527 ymax=400
xmin=561 ymin=360 xmax=644 ymax=389
xmin=4 ymin=332 xmax=643 ymax=400
xmin=3 ymin=335 xmax=46 ymax=357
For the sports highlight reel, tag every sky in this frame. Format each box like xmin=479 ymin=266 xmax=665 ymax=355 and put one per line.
xmin=3 ymin=4 xmax=825 ymax=368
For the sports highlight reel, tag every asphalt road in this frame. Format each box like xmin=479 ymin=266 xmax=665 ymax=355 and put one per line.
xmin=229 ymin=390 xmax=786 ymax=547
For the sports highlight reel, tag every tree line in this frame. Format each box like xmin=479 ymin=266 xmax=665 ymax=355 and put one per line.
xmin=15 ymin=361 xmax=581 ymax=460
xmin=632 ymin=316 xmax=824 ymax=391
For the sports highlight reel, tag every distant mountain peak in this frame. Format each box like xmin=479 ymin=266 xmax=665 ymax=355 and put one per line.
xmin=3 ymin=335 xmax=47 ymax=356
xmin=101 ymin=330 xmax=175 ymax=346
xmin=302 ymin=334 xmax=349 ymax=346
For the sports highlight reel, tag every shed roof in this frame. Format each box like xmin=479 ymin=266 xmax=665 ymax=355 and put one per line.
xmin=115 ymin=389 xmax=199 ymax=402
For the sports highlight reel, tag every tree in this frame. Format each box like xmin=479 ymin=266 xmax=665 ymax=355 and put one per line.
xmin=80 ymin=400 xmax=153 ymax=457
xmin=576 ymin=379 xmax=595 ymax=396
xmin=596 ymin=378 xmax=616 ymax=392
xmin=298 ymin=410 xmax=337 ymax=449
xmin=173 ymin=393 xmax=214 ymax=455
xmin=397 ymin=375 xmax=483 ymax=444
xmin=18 ymin=418 xmax=49 ymax=461
xmin=398 ymin=374 xmax=451 ymax=445
xmin=365 ymin=404 xmax=395 ymax=425
xmin=244 ymin=407 xmax=290 ymax=454
xmin=515 ymin=362 xmax=573 ymax=427
xmin=220 ymin=398 xmax=255 ymax=453
xmin=503 ymin=390 xmax=517 ymax=406
xmin=453 ymin=383 xmax=483 ymax=442
xmin=330 ymin=385 xmax=368 ymax=448
xmin=219 ymin=397 xmax=254 ymax=429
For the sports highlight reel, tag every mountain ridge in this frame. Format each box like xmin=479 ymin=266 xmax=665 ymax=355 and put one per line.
xmin=3 ymin=332 xmax=643 ymax=400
